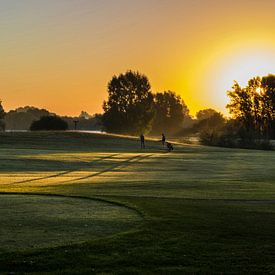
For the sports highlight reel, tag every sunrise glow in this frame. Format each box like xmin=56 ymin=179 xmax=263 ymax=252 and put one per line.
xmin=204 ymin=43 xmax=275 ymax=114
xmin=1 ymin=0 xmax=275 ymax=116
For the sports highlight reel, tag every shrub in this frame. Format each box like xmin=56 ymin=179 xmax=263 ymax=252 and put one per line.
xmin=199 ymin=122 xmax=273 ymax=150
xmin=30 ymin=116 xmax=68 ymax=131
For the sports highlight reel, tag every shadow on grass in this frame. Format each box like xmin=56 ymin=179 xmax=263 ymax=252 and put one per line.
xmin=8 ymin=154 xmax=119 ymax=186
xmin=60 ymin=154 xmax=153 ymax=183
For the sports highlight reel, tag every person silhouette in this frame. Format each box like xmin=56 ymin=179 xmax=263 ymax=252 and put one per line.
xmin=161 ymin=133 xmax=166 ymax=147
xmin=140 ymin=134 xmax=145 ymax=149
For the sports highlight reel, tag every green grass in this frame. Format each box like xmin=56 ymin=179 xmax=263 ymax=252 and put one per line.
xmin=0 ymin=194 xmax=141 ymax=253
xmin=0 ymin=131 xmax=275 ymax=274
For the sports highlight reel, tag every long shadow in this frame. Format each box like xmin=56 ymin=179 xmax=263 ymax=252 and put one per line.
xmin=9 ymin=154 xmax=119 ymax=185
xmin=0 ymin=158 xmax=86 ymax=172
xmin=61 ymin=154 xmax=153 ymax=184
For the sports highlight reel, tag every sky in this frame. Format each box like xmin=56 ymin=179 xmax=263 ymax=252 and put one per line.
xmin=1 ymin=0 xmax=275 ymax=116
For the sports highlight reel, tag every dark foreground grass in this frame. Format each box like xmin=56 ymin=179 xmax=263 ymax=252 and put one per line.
xmin=0 ymin=193 xmax=141 ymax=253
xmin=1 ymin=197 xmax=275 ymax=274
xmin=0 ymin=132 xmax=275 ymax=274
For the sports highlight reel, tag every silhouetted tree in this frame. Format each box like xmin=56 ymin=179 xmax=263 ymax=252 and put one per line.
xmin=151 ymin=91 xmax=189 ymax=135
xmin=196 ymin=108 xmax=218 ymax=121
xmin=261 ymin=74 xmax=275 ymax=138
xmin=198 ymin=112 xmax=226 ymax=144
xmin=227 ymin=75 xmax=275 ymax=139
xmin=196 ymin=111 xmax=225 ymax=130
xmin=79 ymin=111 xmax=92 ymax=119
xmin=103 ymin=70 xmax=155 ymax=134
xmin=30 ymin=116 xmax=68 ymax=131
xmin=0 ymin=101 xmax=5 ymax=131
xmin=227 ymin=79 xmax=259 ymax=139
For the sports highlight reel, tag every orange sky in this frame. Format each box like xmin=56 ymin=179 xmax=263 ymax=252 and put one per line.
xmin=1 ymin=0 xmax=275 ymax=116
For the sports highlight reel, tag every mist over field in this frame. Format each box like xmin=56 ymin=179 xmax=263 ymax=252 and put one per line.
xmin=1 ymin=0 xmax=275 ymax=273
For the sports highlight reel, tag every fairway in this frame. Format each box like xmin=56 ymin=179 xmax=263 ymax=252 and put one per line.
xmin=0 ymin=131 xmax=275 ymax=273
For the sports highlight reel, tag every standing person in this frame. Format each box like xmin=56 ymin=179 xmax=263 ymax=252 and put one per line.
xmin=161 ymin=133 xmax=166 ymax=147
xmin=140 ymin=133 xmax=145 ymax=149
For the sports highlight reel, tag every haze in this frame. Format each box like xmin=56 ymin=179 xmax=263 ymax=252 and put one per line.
xmin=1 ymin=0 xmax=275 ymax=116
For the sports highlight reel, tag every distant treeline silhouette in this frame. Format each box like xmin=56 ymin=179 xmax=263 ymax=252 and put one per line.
xmin=0 ymin=106 xmax=102 ymax=131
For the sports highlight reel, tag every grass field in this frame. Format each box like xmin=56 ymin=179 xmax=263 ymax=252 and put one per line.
xmin=0 ymin=131 xmax=275 ymax=274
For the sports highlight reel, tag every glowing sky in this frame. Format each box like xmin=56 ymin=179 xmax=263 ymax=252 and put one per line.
xmin=1 ymin=0 xmax=275 ymax=116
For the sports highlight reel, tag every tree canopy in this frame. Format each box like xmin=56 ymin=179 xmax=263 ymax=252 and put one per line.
xmin=195 ymin=111 xmax=225 ymax=131
xmin=102 ymin=70 xmax=155 ymax=134
xmin=151 ymin=91 xmax=189 ymax=135
xmin=227 ymin=74 xmax=275 ymax=139
xmin=196 ymin=108 xmax=218 ymax=121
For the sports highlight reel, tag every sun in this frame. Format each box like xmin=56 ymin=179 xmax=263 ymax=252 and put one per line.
xmin=204 ymin=44 xmax=275 ymax=115
xmin=217 ymin=49 xmax=275 ymax=89
xmin=181 ymin=37 xmax=275 ymax=116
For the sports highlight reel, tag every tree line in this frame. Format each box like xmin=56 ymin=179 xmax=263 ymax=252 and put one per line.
xmin=227 ymin=75 xmax=275 ymax=140
xmin=0 ymin=71 xmax=216 ymax=135
xmin=0 ymin=106 xmax=102 ymax=131
xmin=198 ymin=74 xmax=275 ymax=149
xmin=101 ymin=70 xmax=275 ymax=149
xmin=0 ymin=71 xmax=274 ymax=149
xmin=101 ymin=71 xmax=231 ymax=139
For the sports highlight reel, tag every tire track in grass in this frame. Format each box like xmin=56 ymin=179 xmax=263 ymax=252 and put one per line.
xmin=7 ymin=153 xmax=119 ymax=186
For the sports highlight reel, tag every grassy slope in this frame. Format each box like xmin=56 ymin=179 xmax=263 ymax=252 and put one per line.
xmin=0 ymin=131 xmax=275 ymax=274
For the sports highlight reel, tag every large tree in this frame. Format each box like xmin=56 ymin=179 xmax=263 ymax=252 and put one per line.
xmin=227 ymin=74 xmax=275 ymax=139
xmin=102 ymin=71 xmax=155 ymax=134
xmin=261 ymin=74 xmax=275 ymax=138
xmin=151 ymin=91 xmax=189 ymax=135
xmin=227 ymin=79 xmax=259 ymax=135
